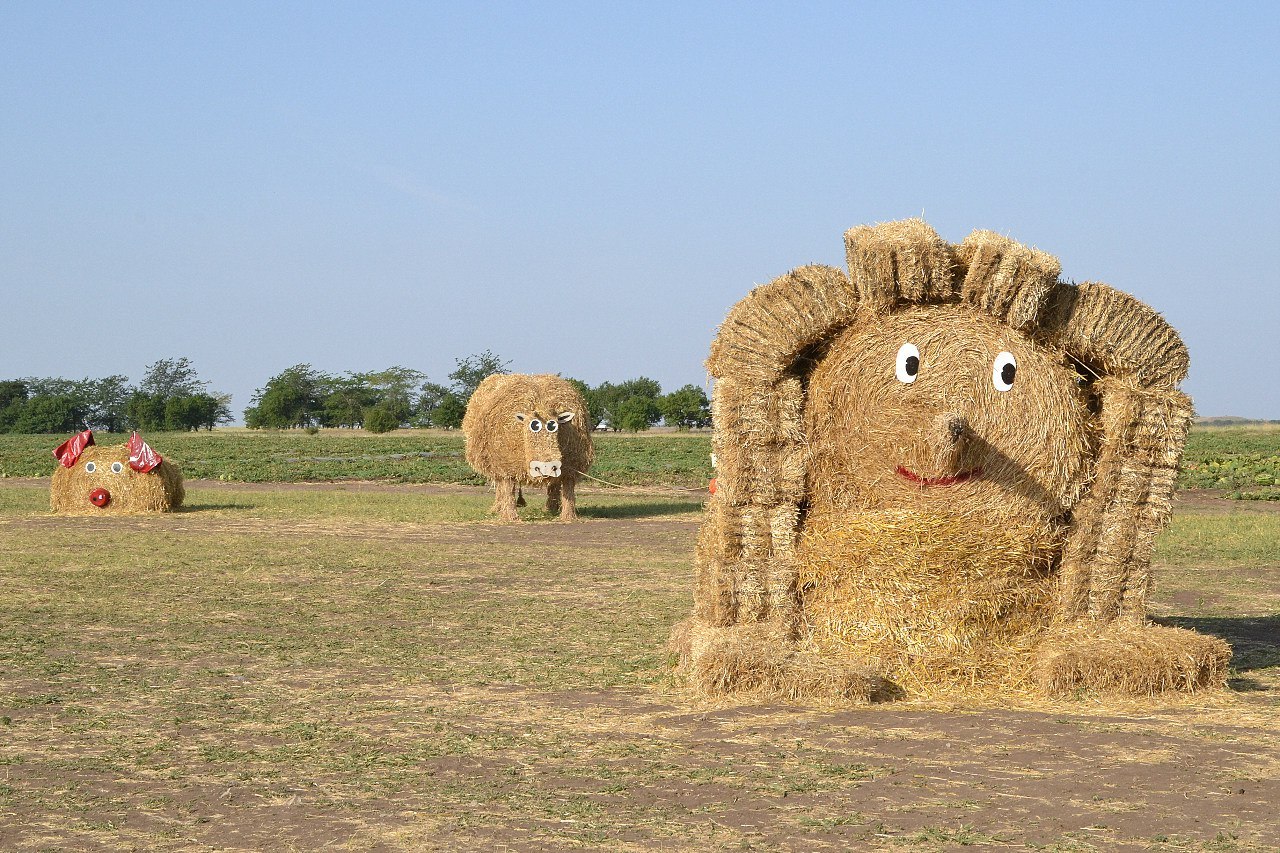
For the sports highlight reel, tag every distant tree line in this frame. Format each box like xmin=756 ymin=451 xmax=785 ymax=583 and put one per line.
xmin=244 ymin=350 xmax=711 ymax=432
xmin=0 ymin=358 xmax=233 ymax=434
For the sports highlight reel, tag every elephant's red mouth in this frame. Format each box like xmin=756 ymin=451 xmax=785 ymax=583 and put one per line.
xmin=896 ymin=465 xmax=982 ymax=487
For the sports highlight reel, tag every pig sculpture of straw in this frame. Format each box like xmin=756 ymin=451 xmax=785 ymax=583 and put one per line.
xmin=51 ymin=430 xmax=184 ymax=515
xmin=463 ymin=374 xmax=594 ymax=521
xmin=670 ymin=219 xmax=1230 ymax=700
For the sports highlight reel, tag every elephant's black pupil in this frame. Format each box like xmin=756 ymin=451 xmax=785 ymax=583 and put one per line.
xmin=905 ymin=355 xmax=919 ymax=376
xmin=1002 ymin=363 xmax=1017 ymax=385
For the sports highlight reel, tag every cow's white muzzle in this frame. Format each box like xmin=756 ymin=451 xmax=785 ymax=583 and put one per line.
xmin=528 ymin=460 xmax=562 ymax=478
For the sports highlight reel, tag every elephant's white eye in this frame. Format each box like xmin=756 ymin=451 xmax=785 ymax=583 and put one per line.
xmin=84 ymin=461 xmax=97 ymax=473
xmin=528 ymin=419 xmax=543 ymax=432
xmin=545 ymin=419 xmax=558 ymax=433
xmin=110 ymin=462 xmax=124 ymax=474
xmin=992 ymin=351 xmax=1017 ymax=392
xmin=895 ymin=343 xmax=920 ymax=384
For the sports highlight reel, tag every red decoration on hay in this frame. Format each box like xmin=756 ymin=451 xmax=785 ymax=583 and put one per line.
xmin=89 ymin=488 xmax=111 ymax=508
xmin=53 ymin=430 xmax=95 ymax=468
xmin=127 ymin=432 xmax=162 ymax=473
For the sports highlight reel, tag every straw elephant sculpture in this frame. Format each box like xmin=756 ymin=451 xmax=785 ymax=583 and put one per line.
xmin=670 ymin=219 xmax=1230 ymax=699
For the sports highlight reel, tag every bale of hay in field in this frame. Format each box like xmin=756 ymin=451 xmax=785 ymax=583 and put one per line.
xmin=51 ymin=430 xmax=184 ymax=515
xmin=462 ymin=373 xmax=593 ymax=522
xmin=798 ymin=510 xmax=1062 ymax=697
xmin=1035 ymin=622 xmax=1231 ymax=696
xmin=672 ymin=218 xmax=1222 ymax=700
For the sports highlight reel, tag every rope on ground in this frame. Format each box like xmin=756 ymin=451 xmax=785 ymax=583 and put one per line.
xmin=571 ymin=468 xmax=709 ymax=493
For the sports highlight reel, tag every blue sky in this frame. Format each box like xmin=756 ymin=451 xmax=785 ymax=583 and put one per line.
xmin=3 ymin=2 xmax=1278 ymax=418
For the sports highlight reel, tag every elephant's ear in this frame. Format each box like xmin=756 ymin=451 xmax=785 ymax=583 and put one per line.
xmin=700 ymin=219 xmax=958 ymax=632
xmin=1046 ymin=282 xmax=1193 ymax=623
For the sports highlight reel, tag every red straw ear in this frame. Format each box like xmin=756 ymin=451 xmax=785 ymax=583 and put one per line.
xmin=53 ymin=430 xmax=94 ymax=468
xmin=127 ymin=432 xmax=162 ymax=472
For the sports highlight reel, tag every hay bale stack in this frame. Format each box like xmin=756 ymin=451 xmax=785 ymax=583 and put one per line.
xmin=50 ymin=432 xmax=184 ymax=515
xmin=798 ymin=511 xmax=1061 ymax=697
xmin=462 ymin=373 xmax=593 ymax=521
xmin=672 ymin=218 xmax=1226 ymax=701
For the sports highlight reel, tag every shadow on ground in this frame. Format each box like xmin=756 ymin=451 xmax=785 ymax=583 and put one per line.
xmin=1156 ymin=614 xmax=1280 ymax=684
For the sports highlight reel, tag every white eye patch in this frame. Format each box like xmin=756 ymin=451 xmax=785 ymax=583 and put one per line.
xmin=992 ymin=351 xmax=1017 ymax=392
xmin=895 ymin=343 xmax=920 ymax=384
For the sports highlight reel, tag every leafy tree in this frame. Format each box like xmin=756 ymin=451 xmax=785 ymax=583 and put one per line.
xmin=0 ymin=381 xmax=28 ymax=432
xmin=416 ymin=381 xmax=452 ymax=426
xmin=244 ymin=364 xmax=330 ymax=429
xmin=83 ymin=375 xmax=132 ymax=431
xmin=448 ymin=350 xmax=510 ymax=403
xmin=616 ymin=395 xmax=661 ymax=431
xmin=659 ymin=384 xmax=711 ymax=430
xmin=430 ymin=392 xmax=467 ymax=429
xmin=363 ymin=405 xmax=401 ymax=433
xmin=125 ymin=392 xmax=168 ymax=431
xmin=140 ymin=357 xmax=208 ymax=398
xmin=12 ymin=395 xmax=84 ymax=434
xmin=323 ymin=375 xmax=378 ymax=428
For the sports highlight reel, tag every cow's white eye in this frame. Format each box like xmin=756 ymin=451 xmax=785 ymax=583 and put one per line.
xmin=110 ymin=462 xmax=124 ymax=474
xmin=545 ymin=419 xmax=559 ymax=433
xmin=992 ymin=351 xmax=1017 ymax=392
xmin=895 ymin=343 xmax=920 ymax=384
xmin=529 ymin=419 xmax=543 ymax=432
xmin=84 ymin=461 xmax=97 ymax=473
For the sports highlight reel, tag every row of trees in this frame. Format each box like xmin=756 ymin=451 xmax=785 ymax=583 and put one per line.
xmin=0 ymin=359 xmax=233 ymax=434
xmin=1 ymin=352 xmax=710 ymax=434
xmin=243 ymin=351 xmax=711 ymax=432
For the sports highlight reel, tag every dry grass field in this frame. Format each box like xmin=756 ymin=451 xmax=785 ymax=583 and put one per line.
xmin=1 ymin=478 xmax=1277 ymax=851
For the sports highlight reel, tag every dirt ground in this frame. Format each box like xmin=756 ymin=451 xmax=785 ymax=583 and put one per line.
xmin=1 ymin=482 xmax=1277 ymax=850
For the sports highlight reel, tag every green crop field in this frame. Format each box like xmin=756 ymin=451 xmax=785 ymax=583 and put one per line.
xmin=0 ymin=429 xmax=715 ymax=489
xmin=2 ymin=424 xmax=1278 ymax=498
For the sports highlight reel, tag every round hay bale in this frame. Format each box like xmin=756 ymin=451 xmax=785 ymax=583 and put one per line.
xmin=50 ymin=435 xmax=184 ymax=515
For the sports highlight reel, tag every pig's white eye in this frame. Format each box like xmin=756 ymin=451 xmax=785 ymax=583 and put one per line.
xmin=84 ymin=461 xmax=97 ymax=473
xmin=110 ymin=462 xmax=124 ymax=474
xmin=545 ymin=419 xmax=559 ymax=433
xmin=895 ymin=343 xmax=920 ymax=384
xmin=992 ymin=351 xmax=1017 ymax=392
xmin=528 ymin=419 xmax=543 ymax=432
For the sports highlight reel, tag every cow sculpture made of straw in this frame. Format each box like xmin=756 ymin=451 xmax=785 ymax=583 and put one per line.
xmin=670 ymin=219 xmax=1230 ymax=701
xmin=463 ymin=373 xmax=594 ymax=521
xmin=51 ymin=430 xmax=184 ymax=515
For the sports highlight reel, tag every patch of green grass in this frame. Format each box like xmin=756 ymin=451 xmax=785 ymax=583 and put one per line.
xmin=0 ymin=429 xmax=715 ymax=487
xmin=1155 ymin=513 xmax=1280 ymax=567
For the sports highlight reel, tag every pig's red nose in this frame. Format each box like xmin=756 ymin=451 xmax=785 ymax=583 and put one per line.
xmin=89 ymin=488 xmax=111 ymax=508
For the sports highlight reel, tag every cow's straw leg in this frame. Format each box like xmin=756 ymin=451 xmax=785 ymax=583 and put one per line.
xmin=558 ymin=478 xmax=578 ymax=522
xmin=494 ymin=476 xmax=520 ymax=521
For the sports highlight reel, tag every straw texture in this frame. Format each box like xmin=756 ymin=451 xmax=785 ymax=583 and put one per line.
xmin=672 ymin=218 xmax=1222 ymax=700
xmin=50 ymin=443 xmax=184 ymax=515
xmin=462 ymin=373 xmax=593 ymax=521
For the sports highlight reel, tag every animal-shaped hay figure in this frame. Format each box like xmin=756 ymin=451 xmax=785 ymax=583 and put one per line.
xmin=463 ymin=374 xmax=594 ymax=521
xmin=51 ymin=430 xmax=184 ymax=515
xmin=670 ymin=219 xmax=1230 ymax=700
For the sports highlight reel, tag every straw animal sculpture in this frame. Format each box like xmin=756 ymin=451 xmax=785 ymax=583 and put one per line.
xmin=670 ymin=219 xmax=1230 ymax=700
xmin=463 ymin=374 xmax=594 ymax=521
xmin=51 ymin=430 xmax=184 ymax=515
